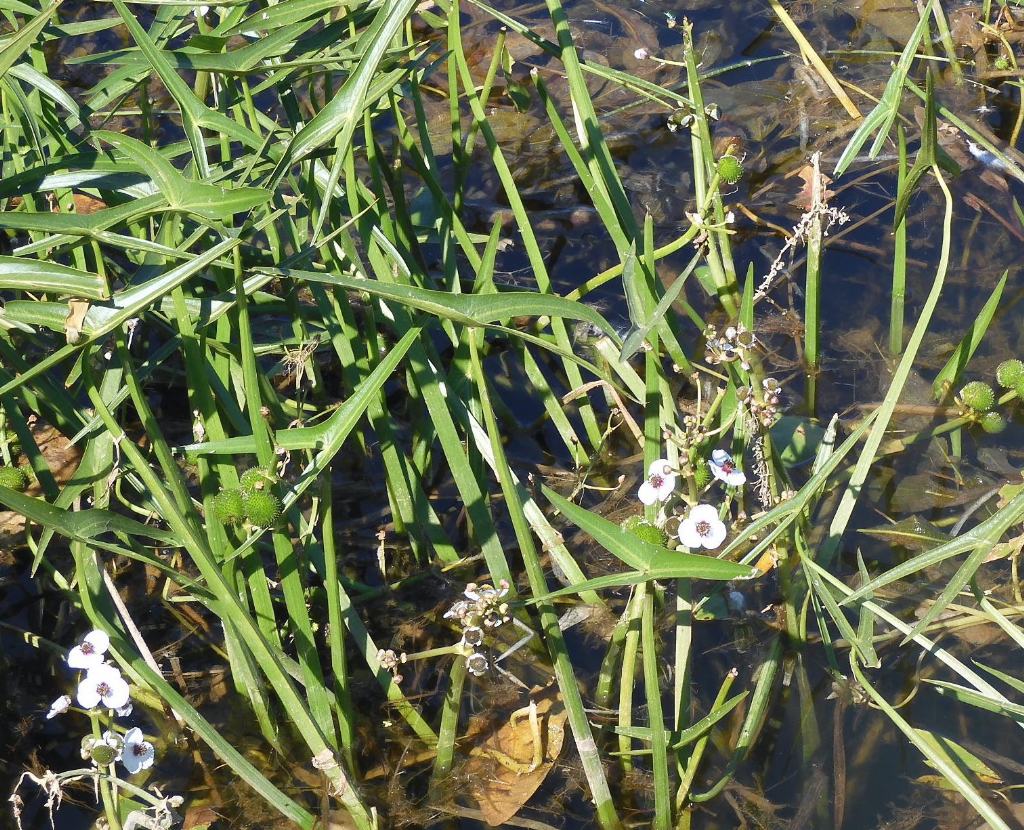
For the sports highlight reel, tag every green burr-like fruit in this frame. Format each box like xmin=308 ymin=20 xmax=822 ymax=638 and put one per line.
xmin=960 ymin=381 xmax=995 ymax=412
xmin=0 ymin=466 xmax=29 ymax=491
xmin=717 ymin=154 xmax=744 ymax=184
xmin=210 ymin=488 xmax=245 ymax=524
xmin=981 ymin=411 xmax=1007 ymax=434
xmin=244 ymin=490 xmax=282 ymax=527
xmin=239 ymin=466 xmax=275 ymax=497
xmin=621 ymin=515 xmax=668 ymax=547
xmin=692 ymin=460 xmax=713 ymax=491
xmin=996 ymin=359 xmax=1024 ymax=389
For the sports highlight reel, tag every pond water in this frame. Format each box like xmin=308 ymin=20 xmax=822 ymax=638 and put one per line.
xmin=3 ymin=1 xmax=1024 ymax=829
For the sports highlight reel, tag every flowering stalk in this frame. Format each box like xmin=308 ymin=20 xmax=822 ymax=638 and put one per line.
xmin=89 ymin=715 xmax=122 ymax=830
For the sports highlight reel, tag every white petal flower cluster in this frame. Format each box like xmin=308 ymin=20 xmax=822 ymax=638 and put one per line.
xmin=445 ymin=581 xmax=511 ymax=676
xmin=59 ymin=629 xmax=158 ymax=775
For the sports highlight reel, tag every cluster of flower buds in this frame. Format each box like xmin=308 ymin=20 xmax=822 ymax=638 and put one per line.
xmin=50 ymin=630 xmax=157 ymax=776
xmin=444 ymin=581 xmax=511 ymax=676
xmin=737 ymin=377 xmax=783 ymax=428
xmin=377 ymin=649 xmax=408 ymax=684
xmin=704 ymin=323 xmax=756 ymax=371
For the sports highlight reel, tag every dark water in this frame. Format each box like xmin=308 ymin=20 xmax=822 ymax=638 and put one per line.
xmin=3 ymin=1 xmax=1024 ymax=828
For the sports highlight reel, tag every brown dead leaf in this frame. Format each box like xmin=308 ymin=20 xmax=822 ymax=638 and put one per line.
xmin=463 ymin=691 xmax=567 ymax=826
xmin=0 ymin=421 xmax=82 ymax=547
xmin=183 ymin=806 xmax=220 ymax=830
xmin=788 ymin=163 xmax=834 ymax=211
xmin=65 ymin=299 xmax=90 ymax=344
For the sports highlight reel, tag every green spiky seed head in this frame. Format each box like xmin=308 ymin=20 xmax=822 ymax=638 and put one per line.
xmin=996 ymin=359 xmax=1024 ymax=389
xmin=621 ymin=516 xmax=667 ymax=547
xmin=0 ymin=466 xmax=28 ymax=491
xmin=692 ymin=460 xmax=713 ymax=491
xmin=960 ymin=381 xmax=995 ymax=412
xmin=244 ymin=490 xmax=282 ymax=527
xmin=717 ymin=154 xmax=744 ymax=184
xmin=980 ymin=411 xmax=1007 ymax=434
xmin=210 ymin=488 xmax=245 ymax=524
xmin=239 ymin=466 xmax=275 ymax=497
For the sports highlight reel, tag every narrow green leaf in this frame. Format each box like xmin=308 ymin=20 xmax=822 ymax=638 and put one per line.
xmin=542 ymin=485 xmax=754 ymax=580
xmin=0 ymin=256 xmax=109 ymax=300
xmin=0 ymin=1 xmax=61 ymax=80
xmin=931 ymin=271 xmax=1007 ymax=399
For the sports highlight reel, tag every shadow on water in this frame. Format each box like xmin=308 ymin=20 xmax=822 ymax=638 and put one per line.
xmin=4 ymin=0 xmax=1024 ymax=828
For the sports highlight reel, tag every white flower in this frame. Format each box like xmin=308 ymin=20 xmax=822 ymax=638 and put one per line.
xmin=461 ymin=625 xmax=485 ymax=649
xmin=46 ymin=695 xmax=71 ymax=719
xmin=464 ymin=580 xmax=509 ymax=603
xmin=466 ymin=652 xmax=489 ymax=676
xmin=67 ymin=630 xmax=110 ymax=670
xmin=634 ymin=47 xmax=650 ymax=60
xmin=121 ymin=727 xmax=156 ymax=774
xmin=638 ymin=459 xmax=676 ymax=505
xmin=116 ymin=703 xmax=134 ymax=717
xmin=709 ymin=449 xmax=747 ymax=486
xmin=678 ymin=504 xmax=727 ymax=550
xmin=193 ymin=4 xmax=210 ymax=17
xmin=77 ymin=664 xmax=131 ymax=710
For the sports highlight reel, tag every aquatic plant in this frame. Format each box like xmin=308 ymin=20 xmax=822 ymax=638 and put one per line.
xmin=1 ymin=1 xmax=1023 ymax=829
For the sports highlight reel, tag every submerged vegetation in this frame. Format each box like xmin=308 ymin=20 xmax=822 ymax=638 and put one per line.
xmin=2 ymin=0 xmax=1024 ymax=828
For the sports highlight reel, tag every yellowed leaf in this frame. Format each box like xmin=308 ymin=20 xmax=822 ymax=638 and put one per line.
xmin=65 ymin=299 xmax=90 ymax=344
xmin=464 ymin=692 xmax=567 ymax=826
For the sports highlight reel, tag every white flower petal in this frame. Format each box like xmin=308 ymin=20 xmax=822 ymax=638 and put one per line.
xmin=101 ymin=675 xmax=131 ymax=710
xmin=724 ymin=469 xmax=747 ymax=486
xmin=83 ymin=630 xmax=110 ymax=654
xmin=701 ymin=521 xmax=727 ymax=550
xmin=67 ymin=645 xmax=103 ymax=670
xmin=76 ymin=680 xmax=102 ymax=709
xmin=653 ymin=473 xmax=677 ymax=498
xmin=638 ymin=481 xmax=659 ymax=505
xmin=647 ymin=458 xmax=672 ymax=478
xmin=689 ymin=504 xmax=720 ymax=524
xmin=116 ymin=703 xmax=134 ymax=717
xmin=678 ymin=519 xmax=703 ymax=549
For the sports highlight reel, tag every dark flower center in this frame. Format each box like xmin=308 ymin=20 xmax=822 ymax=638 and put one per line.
xmin=81 ymin=643 xmax=95 ymax=654
xmin=695 ymin=521 xmax=711 ymax=536
xmin=96 ymin=682 xmax=110 ymax=696
xmin=132 ymin=743 xmax=149 ymax=757
xmin=650 ymin=474 xmax=664 ymax=488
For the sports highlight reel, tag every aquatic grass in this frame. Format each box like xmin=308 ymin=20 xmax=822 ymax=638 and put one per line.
xmin=3 ymin=2 xmax=1024 ymax=828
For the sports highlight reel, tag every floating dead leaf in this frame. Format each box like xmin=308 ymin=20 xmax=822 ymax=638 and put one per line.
xmin=463 ymin=691 xmax=567 ymax=826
